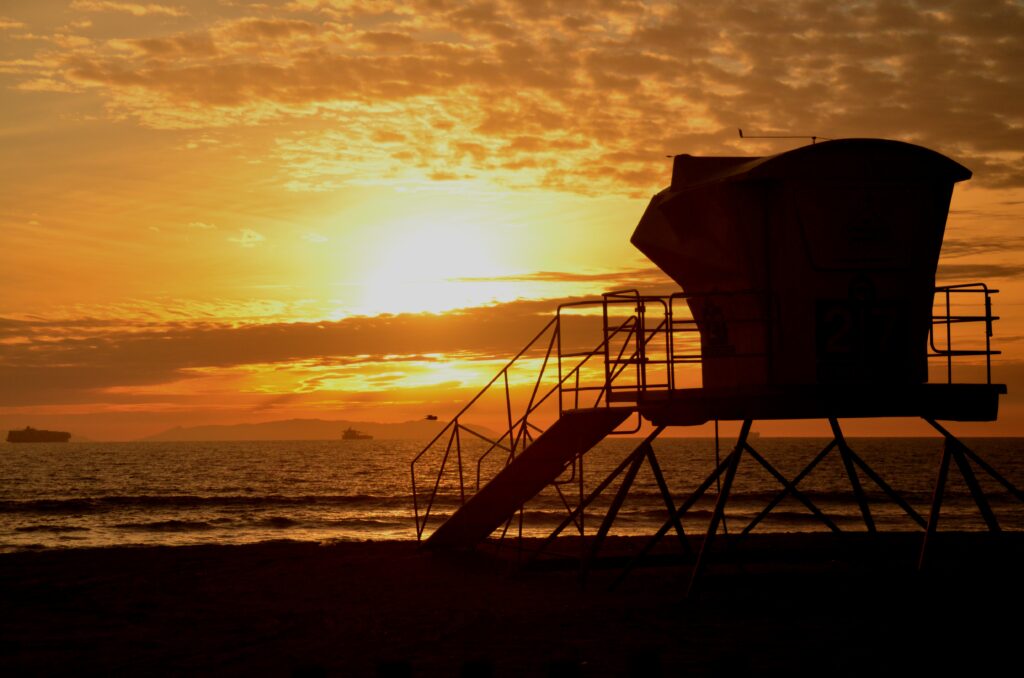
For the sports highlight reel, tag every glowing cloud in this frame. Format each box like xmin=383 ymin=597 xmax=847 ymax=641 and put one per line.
xmin=228 ymin=229 xmax=267 ymax=248
xmin=69 ymin=1 xmax=187 ymax=17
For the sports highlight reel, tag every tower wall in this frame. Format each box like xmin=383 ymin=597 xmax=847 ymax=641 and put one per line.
xmin=631 ymin=139 xmax=971 ymax=390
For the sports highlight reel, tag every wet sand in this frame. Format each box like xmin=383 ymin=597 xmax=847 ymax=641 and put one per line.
xmin=2 ymin=533 xmax=1022 ymax=676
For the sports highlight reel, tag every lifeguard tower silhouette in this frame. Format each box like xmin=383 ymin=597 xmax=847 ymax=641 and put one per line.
xmin=411 ymin=139 xmax=1016 ymax=590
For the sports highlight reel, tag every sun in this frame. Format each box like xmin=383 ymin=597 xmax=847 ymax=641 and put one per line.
xmin=353 ymin=214 xmax=515 ymax=315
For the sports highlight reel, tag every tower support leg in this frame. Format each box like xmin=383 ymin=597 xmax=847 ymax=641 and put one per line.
xmin=920 ymin=438 xmax=952 ymax=570
xmin=925 ymin=418 xmax=1001 ymax=532
xmin=830 ymin=418 xmax=876 ymax=532
xmin=950 ymin=444 xmax=1000 ymax=533
xmin=686 ymin=419 xmax=752 ymax=598
xmin=580 ymin=426 xmax=668 ymax=581
xmin=530 ymin=426 xmax=662 ymax=564
xmin=580 ymin=440 xmax=648 ymax=583
xmin=846 ymin=449 xmax=926 ymax=528
xmin=611 ymin=439 xmax=739 ymax=590
xmin=646 ymin=445 xmax=691 ymax=554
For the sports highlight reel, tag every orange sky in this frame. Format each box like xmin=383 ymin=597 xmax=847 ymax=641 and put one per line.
xmin=1 ymin=0 xmax=1023 ymax=440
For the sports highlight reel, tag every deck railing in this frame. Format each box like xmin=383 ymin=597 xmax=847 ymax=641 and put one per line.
xmin=929 ymin=282 xmax=1000 ymax=383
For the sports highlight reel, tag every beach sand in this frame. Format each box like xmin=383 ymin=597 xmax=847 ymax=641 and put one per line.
xmin=2 ymin=533 xmax=1022 ymax=676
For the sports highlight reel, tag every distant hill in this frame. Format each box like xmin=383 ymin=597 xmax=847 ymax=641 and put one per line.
xmin=140 ymin=418 xmax=492 ymax=442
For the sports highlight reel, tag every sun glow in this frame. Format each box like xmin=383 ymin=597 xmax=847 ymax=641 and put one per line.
xmin=353 ymin=214 xmax=518 ymax=315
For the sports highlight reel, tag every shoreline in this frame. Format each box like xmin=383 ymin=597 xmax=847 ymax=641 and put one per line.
xmin=2 ymin=532 xmax=1022 ymax=675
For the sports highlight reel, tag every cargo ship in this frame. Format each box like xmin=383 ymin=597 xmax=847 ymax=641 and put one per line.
xmin=6 ymin=427 xmax=71 ymax=443
xmin=342 ymin=427 xmax=372 ymax=441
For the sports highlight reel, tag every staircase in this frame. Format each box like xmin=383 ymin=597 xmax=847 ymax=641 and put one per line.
xmin=410 ymin=290 xmax=688 ymax=546
xmin=426 ymin=407 xmax=633 ymax=549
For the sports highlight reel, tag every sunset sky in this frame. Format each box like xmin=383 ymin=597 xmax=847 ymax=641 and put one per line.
xmin=2 ymin=0 xmax=1022 ymax=440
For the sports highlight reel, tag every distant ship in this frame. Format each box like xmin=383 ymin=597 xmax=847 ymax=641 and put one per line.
xmin=342 ymin=427 xmax=373 ymax=441
xmin=6 ymin=427 xmax=71 ymax=443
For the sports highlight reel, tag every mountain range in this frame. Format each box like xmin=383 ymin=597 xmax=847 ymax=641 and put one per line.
xmin=140 ymin=418 xmax=463 ymax=442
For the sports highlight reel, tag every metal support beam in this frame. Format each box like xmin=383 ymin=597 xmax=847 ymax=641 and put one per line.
xmin=958 ymin=444 xmax=1024 ymax=503
xmin=611 ymin=442 xmax=738 ymax=590
xmin=646 ymin=446 xmax=691 ymax=554
xmin=580 ymin=426 xmax=667 ymax=577
xmin=559 ymin=415 xmax=1013 ymax=589
xmin=553 ymin=483 xmax=583 ymax=535
xmin=580 ymin=442 xmax=648 ymax=583
xmin=920 ymin=438 xmax=952 ymax=570
xmin=686 ymin=419 xmax=752 ymax=598
xmin=925 ymin=418 xmax=1000 ymax=533
xmin=846 ymin=448 xmax=927 ymax=529
xmin=529 ymin=426 xmax=662 ymax=564
xmin=950 ymin=444 xmax=1000 ymax=532
xmin=830 ymin=418 xmax=876 ymax=532
xmin=742 ymin=444 xmax=841 ymax=533
xmin=741 ymin=440 xmax=838 ymax=535
xmin=747 ymin=426 xmax=926 ymax=534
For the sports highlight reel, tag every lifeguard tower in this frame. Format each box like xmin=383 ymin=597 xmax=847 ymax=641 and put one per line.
xmin=411 ymin=139 xmax=1017 ymax=591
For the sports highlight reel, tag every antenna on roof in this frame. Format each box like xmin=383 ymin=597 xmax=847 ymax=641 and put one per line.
xmin=738 ymin=128 xmax=831 ymax=144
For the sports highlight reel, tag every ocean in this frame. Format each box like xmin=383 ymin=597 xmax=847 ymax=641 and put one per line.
xmin=2 ymin=437 xmax=1022 ymax=552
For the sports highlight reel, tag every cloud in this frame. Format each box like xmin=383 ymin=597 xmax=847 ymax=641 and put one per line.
xmin=5 ymin=283 xmax=1010 ymax=415
xmin=228 ymin=229 xmax=266 ymax=247
xmin=937 ymin=262 xmax=1024 ymax=280
xmin=0 ymin=17 xmax=26 ymax=30
xmin=941 ymin=235 xmax=1024 ymax=258
xmin=69 ymin=1 xmax=187 ymax=17
xmin=0 ymin=296 xmax=577 ymax=406
xmin=456 ymin=266 xmax=672 ymax=286
xmin=301 ymin=232 xmax=328 ymax=243
xmin=15 ymin=0 xmax=1019 ymax=195
xmin=3 ymin=292 xmax=1020 ymax=437
xmin=13 ymin=78 xmax=76 ymax=92
xmin=188 ymin=221 xmax=217 ymax=229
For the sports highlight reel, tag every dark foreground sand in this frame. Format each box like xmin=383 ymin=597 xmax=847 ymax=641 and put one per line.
xmin=2 ymin=533 xmax=1022 ymax=676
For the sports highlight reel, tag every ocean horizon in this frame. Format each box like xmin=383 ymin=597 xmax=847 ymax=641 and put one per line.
xmin=3 ymin=437 xmax=1022 ymax=552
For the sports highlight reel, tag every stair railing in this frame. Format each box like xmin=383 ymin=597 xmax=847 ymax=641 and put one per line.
xmin=410 ymin=311 xmax=643 ymax=541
